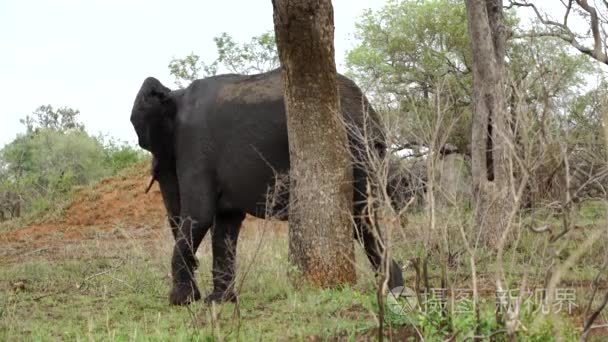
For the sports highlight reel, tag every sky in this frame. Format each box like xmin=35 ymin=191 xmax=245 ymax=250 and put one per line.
xmin=0 ymin=0 xmax=384 ymax=148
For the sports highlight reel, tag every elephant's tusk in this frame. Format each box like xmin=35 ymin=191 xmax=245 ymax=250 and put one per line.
xmin=144 ymin=176 xmax=156 ymax=194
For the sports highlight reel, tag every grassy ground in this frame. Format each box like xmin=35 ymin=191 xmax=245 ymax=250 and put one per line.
xmin=0 ymin=226 xmax=393 ymax=340
xmin=1 ymin=166 xmax=607 ymax=341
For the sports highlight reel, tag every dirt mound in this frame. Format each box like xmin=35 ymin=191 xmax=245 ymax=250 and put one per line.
xmin=1 ymin=161 xmax=166 ymax=243
xmin=64 ymin=174 xmax=163 ymax=228
xmin=1 ymin=161 xmax=286 ymax=247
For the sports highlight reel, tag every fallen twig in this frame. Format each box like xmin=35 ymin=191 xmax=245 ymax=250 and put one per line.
xmin=31 ymin=259 xmax=126 ymax=301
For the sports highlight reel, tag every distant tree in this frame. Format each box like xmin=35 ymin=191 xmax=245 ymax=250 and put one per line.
xmin=508 ymin=0 xmax=608 ymax=65
xmin=347 ymin=0 xmax=470 ymax=100
xmin=0 ymin=106 xmax=144 ymax=217
xmin=346 ymin=0 xmax=472 ymax=151
xmin=214 ymin=32 xmax=279 ymax=74
xmin=346 ymin=1 xmax=595 ymax=150
xmin=21 ymin=105 xmax=84 ymax=133
xmin=169 ymin=32 xmax=279 ymax=88
xmin=1 ymin=128 xmax=108 ymax=213
xmin=346 ymin=0 xmax=599 ymax=209
xmin=95 ymin=134 xmax=146 ymax=173
xmin=168 ymin=53 xmax=218 ymax=89
xmin=506 ymin=2 xmax=608 ymax=335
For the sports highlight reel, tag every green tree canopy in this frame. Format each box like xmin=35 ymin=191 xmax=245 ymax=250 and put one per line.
xmin=346 ymin=0 xmax=472 ymax=152
xmin=20 ymin=105 xmax=85 ymax=133
xmin=345 ymin=0 xmax=596 ymax=155
xmin=0 ymin=106 xmax=144 ymax=218
xmin=169 ymin=32 xmax=279 ymax=88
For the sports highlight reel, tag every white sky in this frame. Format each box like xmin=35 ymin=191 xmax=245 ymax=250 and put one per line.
xmin=0 ymin=0 xmax=384 ymax=148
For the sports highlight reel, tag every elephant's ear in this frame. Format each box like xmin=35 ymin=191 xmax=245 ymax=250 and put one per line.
xmin=138 ymin=77 xmax=176 ymax=118
xmin=131 ymin=77 xmax=176 ymax=153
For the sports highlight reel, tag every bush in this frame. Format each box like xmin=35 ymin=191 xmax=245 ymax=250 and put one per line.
xmin=96 ymin=135 xmax=146 ymax=174
xmin=0 ymin=129 xmax=145 ymax=219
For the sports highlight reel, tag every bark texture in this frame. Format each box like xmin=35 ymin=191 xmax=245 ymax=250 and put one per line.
xmin=272 ymin=0 xmax=356 ymax=286
xmin=465 ymin=0 xmax=514 ymax=245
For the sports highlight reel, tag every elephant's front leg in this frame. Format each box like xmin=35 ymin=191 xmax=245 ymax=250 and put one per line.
xmin=206 ymin=212 xmax=245 ymax=303
xmin=169 ymin=175 xmax=216 ymax=305
xmin=157 ymin=165 xmax=204 ymax=270
xmin=154 ymin=157 xmax=181 ymax=240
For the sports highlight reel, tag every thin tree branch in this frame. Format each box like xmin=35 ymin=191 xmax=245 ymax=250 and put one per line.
xmin=575 ymin=0 xmax=605 ymax=60
xmin=509 ymin=0 xmax=608 ymax=63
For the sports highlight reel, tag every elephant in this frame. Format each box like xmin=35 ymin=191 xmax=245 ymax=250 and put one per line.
xmin=130 ymin=68 xmax=404 ymax=305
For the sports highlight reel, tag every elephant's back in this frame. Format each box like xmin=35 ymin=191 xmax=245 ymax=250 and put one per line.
xmin=215 ymin=69 xmax=284 ymax=106
xmin=179 ymin=68 xmax=385 ymax=155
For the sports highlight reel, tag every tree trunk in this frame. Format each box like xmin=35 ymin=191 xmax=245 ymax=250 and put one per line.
xmin=272 ymin=0 xmax=356 ymax=286
xmin=465 ymin=0 xmax=514 ymax=245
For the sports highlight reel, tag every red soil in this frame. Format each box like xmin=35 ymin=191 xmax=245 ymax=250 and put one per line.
xmin=0 ymin=161 xmax=285 ymax=248
xmin=1 ymin=162 xmax=165 ymax=244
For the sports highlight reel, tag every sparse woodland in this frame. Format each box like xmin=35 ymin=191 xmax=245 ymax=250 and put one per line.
xmin=2 ymin=0 xmax=608 ymax=340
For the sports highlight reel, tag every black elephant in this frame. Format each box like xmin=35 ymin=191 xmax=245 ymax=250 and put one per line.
xmin=130 ymin=69 xmax=404 ymax=305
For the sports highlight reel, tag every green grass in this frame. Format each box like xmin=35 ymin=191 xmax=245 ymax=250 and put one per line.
xmin=1 ymin=201 xmax=607 ymax=340
xmin=0 ymin=230 xmax=386 ymax=340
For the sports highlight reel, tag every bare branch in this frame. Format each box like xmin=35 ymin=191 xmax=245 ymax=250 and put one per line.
xmin=509 ymin=0 xmax=608 ymax=63
xmin=581 ymin=258 xmax=608 ymax=341
xmin=565 ymin=0 xmax=573 ymax=26
xmin=575 ymin=0 xmax=606 ymax=60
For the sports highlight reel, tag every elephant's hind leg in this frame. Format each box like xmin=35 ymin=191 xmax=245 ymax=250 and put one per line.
xmin=353 ymin=168 xmax=404 ymax=290
xmin=206 ymin=211 xmax=245 ymax=303
xmin=353 ymin=214 xmax=404 ymax=289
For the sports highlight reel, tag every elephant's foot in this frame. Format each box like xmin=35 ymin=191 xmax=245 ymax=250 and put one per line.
xmin=204 ymin=289 xmax=238 ymax=304
xmin=169 ymin=281 xmax=201 ymax=305
xmin=192 ymin=257 xmax=199 ymax=270
xmin=389 ymin=260 xmax=405 ymax=289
